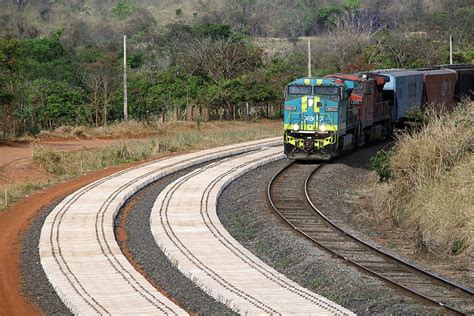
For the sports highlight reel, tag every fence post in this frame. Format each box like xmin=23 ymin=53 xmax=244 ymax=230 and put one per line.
xmin=4 ymin=188 xmax=8 ymax=207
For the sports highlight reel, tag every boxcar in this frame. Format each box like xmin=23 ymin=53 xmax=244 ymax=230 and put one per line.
xmin=440 ymin=64 xmax=474 ymax=100
xmin=419 ymin=68 xmax=457 ymax=109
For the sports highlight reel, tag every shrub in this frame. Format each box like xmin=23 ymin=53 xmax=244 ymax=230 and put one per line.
xmin=111 ymin=1 xmax=136 ymax=19
xmin=371 ymin=150 xmax=392 ymax=182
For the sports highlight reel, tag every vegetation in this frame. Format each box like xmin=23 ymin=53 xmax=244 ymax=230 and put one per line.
xmin=371 ymin=150 xmax=392 ymax=182
xmin=374 ymin=101 xmax=473 ymax=258
xmin=1 ymin=0 xmax=473 ymax=139
xmin=0 ymin=120 xmax=281 ymax=210
xmin=0 ymin=22 xmax=295 ymax=139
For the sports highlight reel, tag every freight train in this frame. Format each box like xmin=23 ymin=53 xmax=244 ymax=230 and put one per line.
xmin=283 ymin=64 xmax=474 ymax=160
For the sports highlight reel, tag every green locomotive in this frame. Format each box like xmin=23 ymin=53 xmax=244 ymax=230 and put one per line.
xmin=283 ymin=77 xmax=355 ymax=160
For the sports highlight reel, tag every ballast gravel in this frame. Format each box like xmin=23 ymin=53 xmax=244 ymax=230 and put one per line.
xmin=217 ymin=144 xmax=442 ymax=315
xmin=21 ymin=199 xmax=72 ymax=315
xmin=20 ymin=143 xmax=442 ymax=315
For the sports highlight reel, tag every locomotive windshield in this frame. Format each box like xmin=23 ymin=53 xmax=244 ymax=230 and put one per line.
xmin=286 ymin=85 xmax=312 ymax=100
xmin=288 ymin=85 xmax=312 ymax=95
xmin=314 ymin=86 xmax=340 ymax=101
xmin=314 ymin=86 xmax=338 ymax=95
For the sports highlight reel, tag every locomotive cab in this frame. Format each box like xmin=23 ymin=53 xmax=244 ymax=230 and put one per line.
xmin=283 ymin=78 xmax=354 ymax=160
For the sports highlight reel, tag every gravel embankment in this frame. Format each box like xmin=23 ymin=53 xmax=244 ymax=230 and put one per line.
xmin=217 ymin=144 xmax=441 ymax=315
xmin=308 ymin=143 xmax=473 ymax=288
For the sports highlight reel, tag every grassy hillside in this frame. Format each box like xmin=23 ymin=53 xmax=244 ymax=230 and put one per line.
xmin=374 ymin=101 xmax=473 ymax=259
xmin=2 ymin=1 xmax=473 ymax=40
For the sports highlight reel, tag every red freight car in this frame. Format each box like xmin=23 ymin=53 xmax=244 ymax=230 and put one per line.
xmin=439 ymin=64 xmax=474 ymax=100
xmin=324 ymin=73 xmax=389 ymax=128
xmin=418 ymin=68 xmax=457 ymax=111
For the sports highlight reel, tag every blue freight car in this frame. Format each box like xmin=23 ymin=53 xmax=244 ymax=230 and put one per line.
xmin=373 ymin=70 xmax=424 ymax=122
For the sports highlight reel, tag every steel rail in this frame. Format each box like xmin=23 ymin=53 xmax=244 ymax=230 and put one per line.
xmin=267 ymin=161 xmax=473 ymax=315
xmin=305 ymin=165 xmax=474 ymax=296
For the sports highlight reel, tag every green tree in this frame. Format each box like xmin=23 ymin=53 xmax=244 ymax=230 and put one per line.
xmin=28 ymin=79 xmax=86 ymax=129
xmin=111 ymin=1 xmax=137 ymax=20
xmin=316 ymin=4 xmax=342 ymax=29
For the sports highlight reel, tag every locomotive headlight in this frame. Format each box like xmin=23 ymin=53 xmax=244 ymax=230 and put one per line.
xmin=319 ymin=124 xmax=327 ymax=132
xmin=292 ymin=124 xmax=300 ymax=131
xmin=308 ymin=98 xmax=314 ymax=107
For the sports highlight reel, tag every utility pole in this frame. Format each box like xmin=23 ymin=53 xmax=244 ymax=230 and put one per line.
xmin=307 ymin=39 xmax=311 ymax=77
xmin=123 ymin=35 xmax=128 ymax=121
xmin=449 ymin=35 xmax=453 ymax=65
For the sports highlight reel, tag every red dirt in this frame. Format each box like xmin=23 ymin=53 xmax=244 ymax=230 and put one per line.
xmin=0 ymin=138 xmax=129 ymax=168
xmin=0 ymin=160 xmax=51 ymax=187
xmin=0 ymin=161 xmax=144 ymax=315
xmin=0 ymin=138 xmax=145 ymax=191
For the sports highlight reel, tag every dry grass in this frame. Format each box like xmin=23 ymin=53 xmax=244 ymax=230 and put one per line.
xmin=26 ymin=119 xmax=280 ymax=140
xmin=374 ymin=101 xmax=473 ymax=257
xmin=1 ymin=120 xmax=281 ymax=211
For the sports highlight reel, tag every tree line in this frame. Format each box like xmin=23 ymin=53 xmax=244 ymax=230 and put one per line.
xmin=1 ymin=0 xmax=472 ymax=138
xmin=0 ymin=23 xmax=302 ymax=138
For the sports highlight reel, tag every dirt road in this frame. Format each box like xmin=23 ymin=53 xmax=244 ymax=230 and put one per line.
xmin=0 ymin=139 xmax=126 ymax=168
xmin=0 ymin=139 xmax=135 ymax=187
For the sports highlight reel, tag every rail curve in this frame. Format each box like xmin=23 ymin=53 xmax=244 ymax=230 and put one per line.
xmin=150 ymin=147 xmax=354 ymax=315
xmin=268 ymin=161 xmax=474 ymax=315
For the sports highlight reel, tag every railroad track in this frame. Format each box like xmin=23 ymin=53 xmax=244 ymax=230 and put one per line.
xmin=268 ymin=161 xmax=474 ymax=315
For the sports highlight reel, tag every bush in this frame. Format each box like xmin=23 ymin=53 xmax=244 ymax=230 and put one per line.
xmin=111 ymin=1 xmax=136 ymax=19
xmin=371 ymin=150 xmax=392 ymax=182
